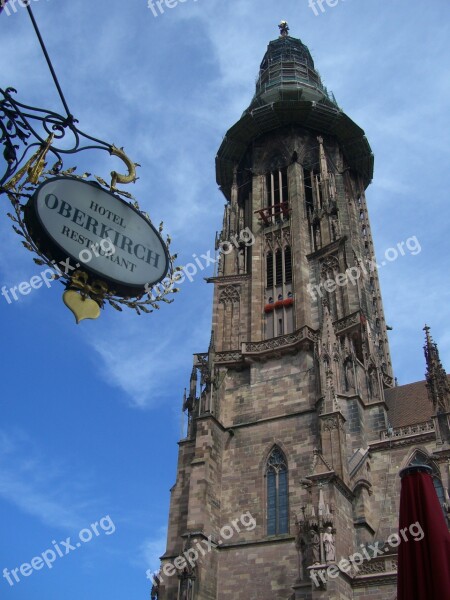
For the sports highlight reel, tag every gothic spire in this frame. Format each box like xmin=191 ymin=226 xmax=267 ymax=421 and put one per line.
xmin=424 ymin=325 xmax=450 ymax=413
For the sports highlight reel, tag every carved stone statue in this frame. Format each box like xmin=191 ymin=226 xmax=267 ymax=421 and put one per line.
xmin=177 ymin=559 xmax=196 ymax=600
xmin=369 ymin=368 xmax=379 ymax=399
xmin=238 ymin=247 xmax=245 ymax=273
xmin=331 ymin=216 xmax=339 ymax=241
xmin=294 ymin=517 xmax=308 ymax=581
xmin=179 ymin=572 xmax=194 ymax=600
xmin=344 ymin=359 xmax=355 ymax=392
xmin=323 ymin=526 xmax=336 ymax=562
xmin=310 ymin=529 xmax=321 ymax=564
xmin=314 ymin=226 xmax=321 ymax=250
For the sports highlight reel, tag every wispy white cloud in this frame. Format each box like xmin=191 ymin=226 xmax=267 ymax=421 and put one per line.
xmin=88 ymin=325 xmax=184 ymax=409
xmin=0 ymin=430 xmax=100 ymax=531
xmin=135 ymin=527 xmax=168 ymax=573
xmin=84 ymin=295 xmax=212 ymax=409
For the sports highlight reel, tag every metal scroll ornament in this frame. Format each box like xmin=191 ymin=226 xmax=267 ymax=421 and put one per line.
xmin=0 ymin=88 xmax=179 ymax=323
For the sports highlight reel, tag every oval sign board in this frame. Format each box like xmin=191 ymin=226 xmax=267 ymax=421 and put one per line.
xmin=27 ymin=177 xmax=169 ymax=291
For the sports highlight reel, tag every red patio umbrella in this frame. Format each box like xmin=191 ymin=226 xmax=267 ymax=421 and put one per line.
xmin=398 ymin=464 xmax=450 ymax=599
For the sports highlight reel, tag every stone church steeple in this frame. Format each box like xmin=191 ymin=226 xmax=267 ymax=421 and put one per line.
xmin=154 ymin=25 xmax=439 ymax=600
xmin=424 ymin=325 xmax=450 ymax=444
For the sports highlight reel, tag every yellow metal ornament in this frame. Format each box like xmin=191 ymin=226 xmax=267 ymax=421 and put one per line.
xmin=2 ymin=134 xmax=54 ymax=191
xmin=62 ymin=271 xmax=111 ymax=324
xmin=63 ymin=289 xmax=101 ymax=324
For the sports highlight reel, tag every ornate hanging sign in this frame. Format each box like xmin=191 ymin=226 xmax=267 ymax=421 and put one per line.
xmin=0 ymin=4 xmax=179 ymax=324
xmin=1 ymin=89 xmax=179 ymax=324
xmin=25 ymin=177 xmax=169 ymax=293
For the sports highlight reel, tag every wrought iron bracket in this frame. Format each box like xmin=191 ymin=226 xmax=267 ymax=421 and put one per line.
xmin=0 ymin=87 xmax=134 ymax=191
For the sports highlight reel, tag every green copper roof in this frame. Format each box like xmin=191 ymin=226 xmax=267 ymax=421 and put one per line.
xmin=249 ymin=34 xmax=337 ymax=111
xmin=216 ymin=31 xmax=374 ymax=199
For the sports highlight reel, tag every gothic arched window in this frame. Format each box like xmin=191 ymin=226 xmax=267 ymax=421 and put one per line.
xmin=266 ymin=447 xmax=289 ymax=536
xmin=275 ymin=249 xmax=283 ymax=286
xmin=284 ymin=246 xmax=292 ymax=283
xmin=266 ymin=251 xmax=274 ymax=288
xmin=266 ymin=167 xmax=289 ymax=211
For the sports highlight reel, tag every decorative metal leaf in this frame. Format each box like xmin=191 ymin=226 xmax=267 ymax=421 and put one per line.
xmin=118 ymin=190 xmax=134 ymax=199
xmin=51 ymin=160 xmax=63 ymax=174
xmin=95 ymin=175 xmax=108 ymax=187
xmin=109 ymin=300 xmax=123 ymax=312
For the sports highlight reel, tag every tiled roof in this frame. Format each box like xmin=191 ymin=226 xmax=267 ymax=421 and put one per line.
xmin=384 ymin=379 xmax=434 ymax=428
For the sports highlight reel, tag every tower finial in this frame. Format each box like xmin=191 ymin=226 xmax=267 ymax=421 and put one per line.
xmin=279 ymin=20 xmax=289 ymax=38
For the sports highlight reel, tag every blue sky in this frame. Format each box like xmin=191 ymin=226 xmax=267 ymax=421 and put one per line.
xmin=0 ymin=0 xmax=449 ymax=598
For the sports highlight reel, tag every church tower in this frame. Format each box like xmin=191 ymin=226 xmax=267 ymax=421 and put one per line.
xmin=156 ymin=23 xmax=404 ymax=600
